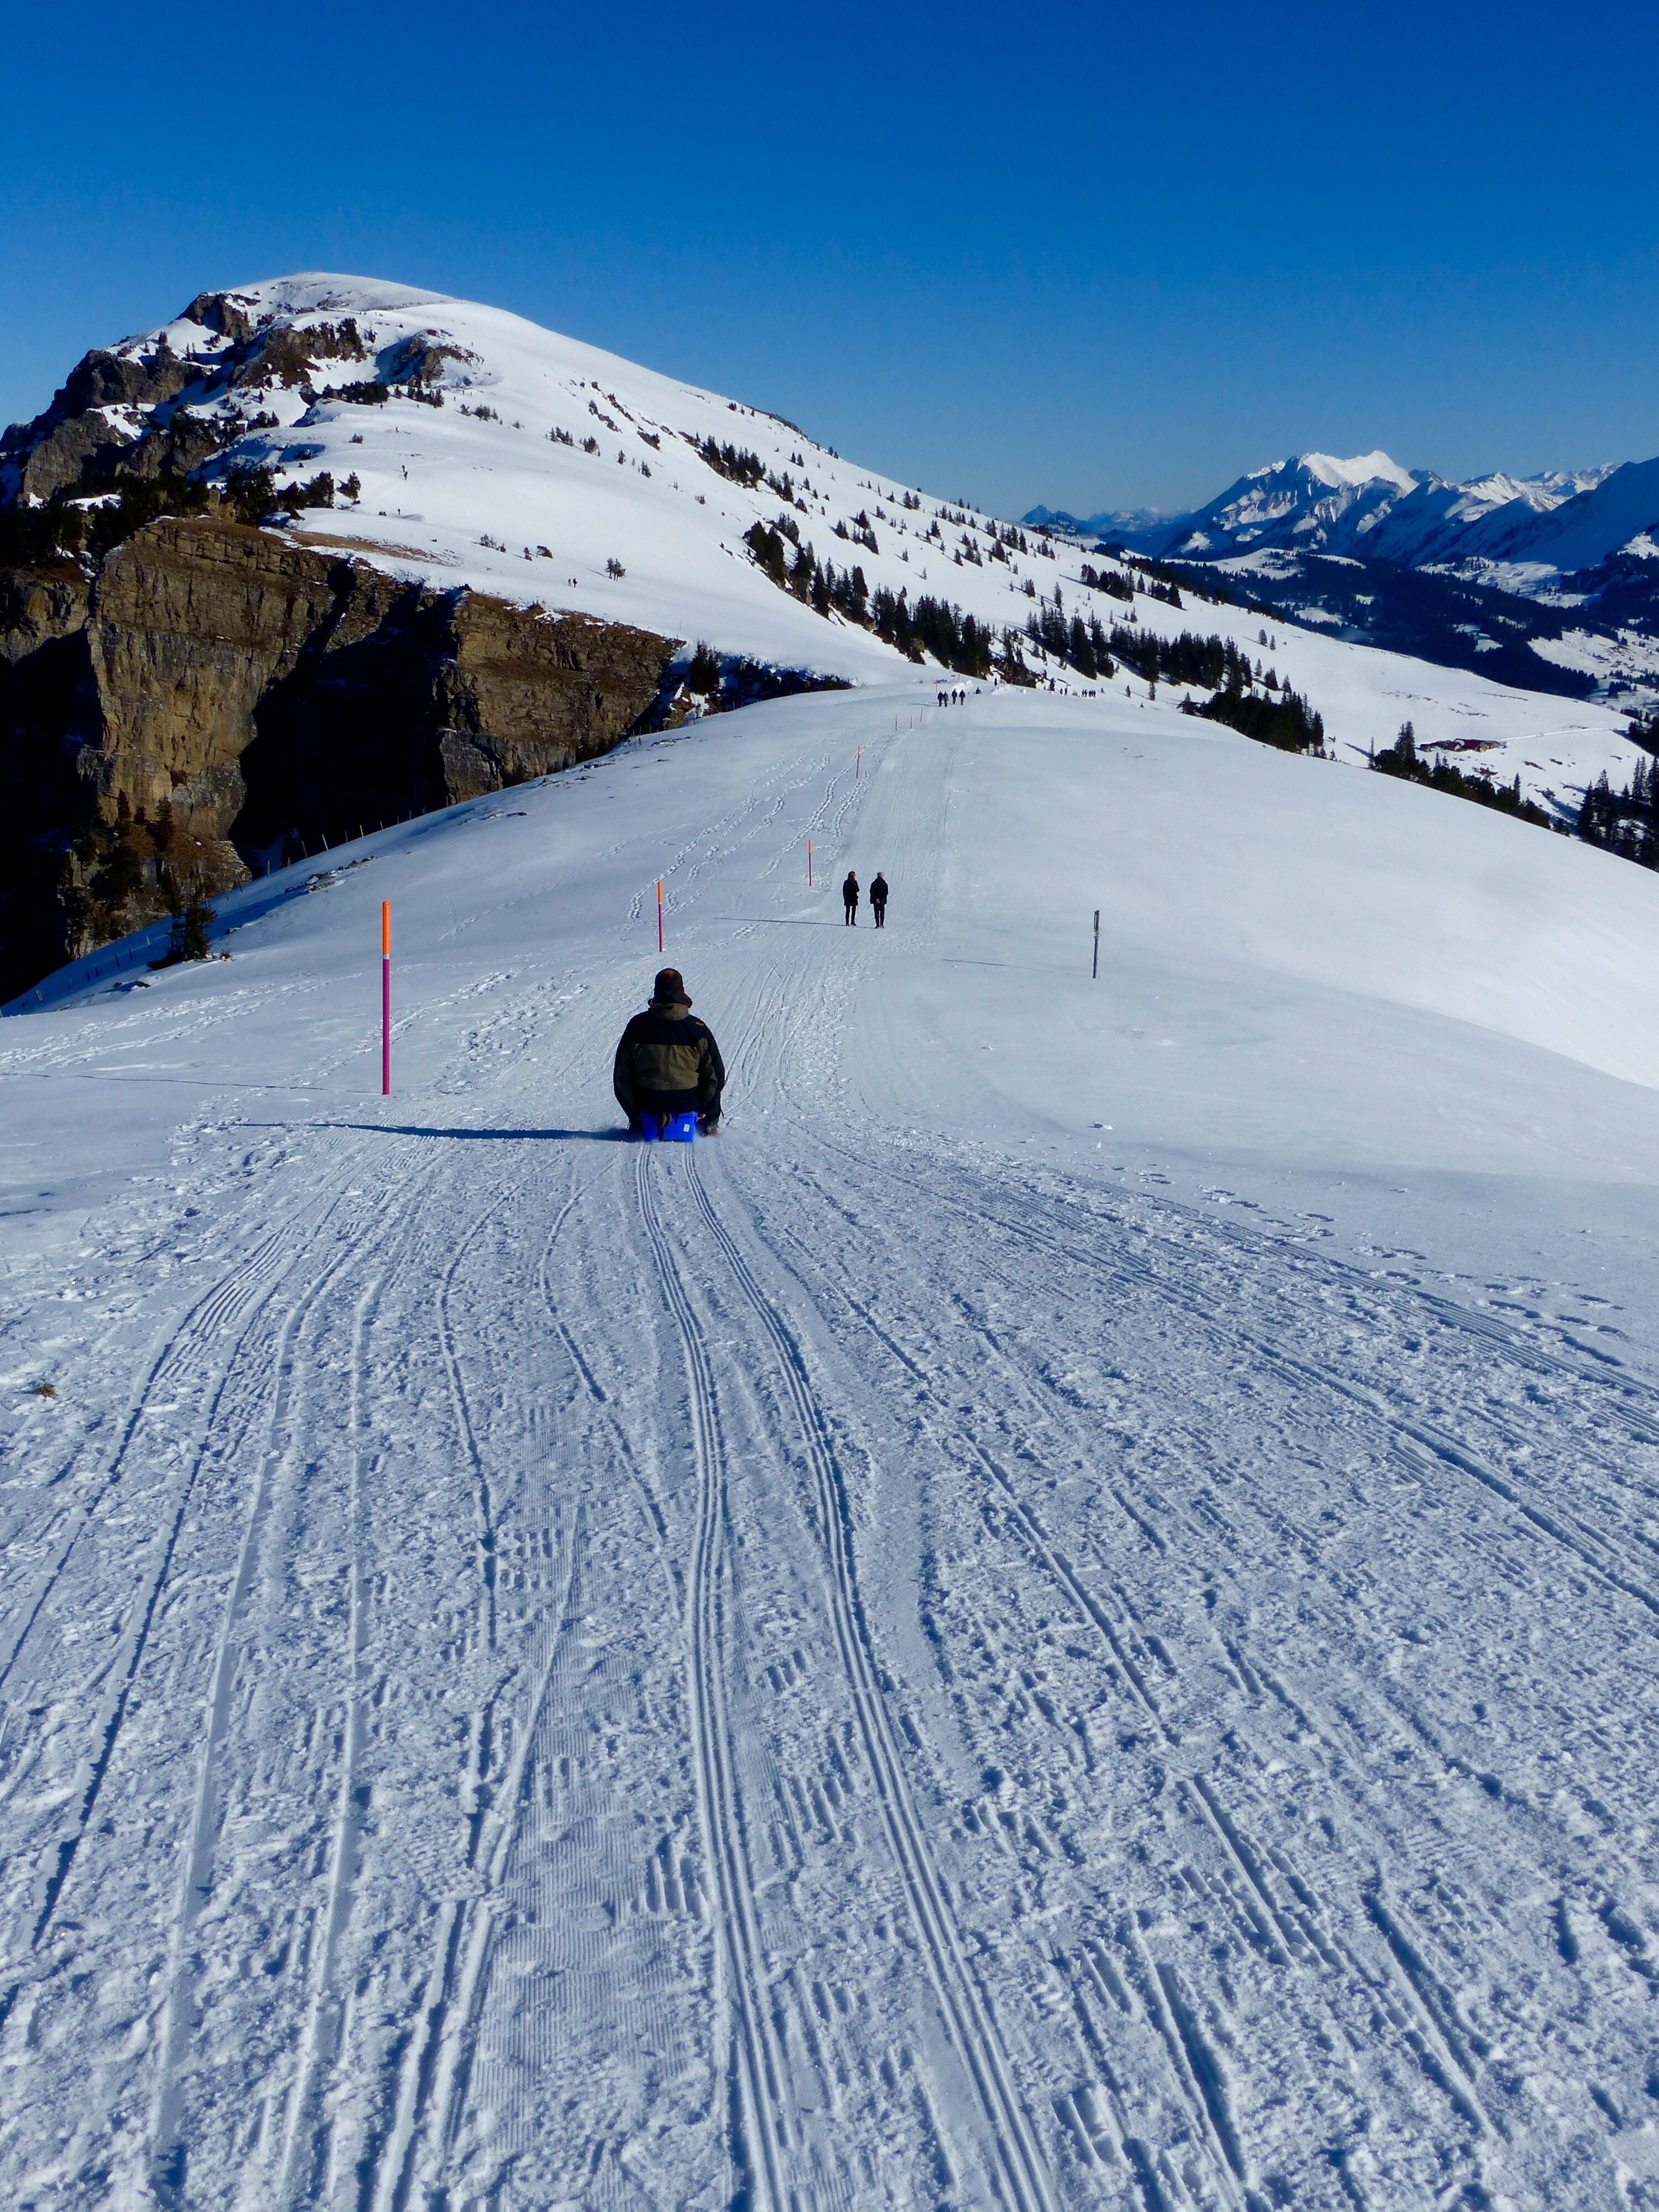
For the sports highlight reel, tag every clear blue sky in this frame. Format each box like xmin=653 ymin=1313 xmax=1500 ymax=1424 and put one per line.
xmin=3 ymin=0 xmax=1656 ymax=518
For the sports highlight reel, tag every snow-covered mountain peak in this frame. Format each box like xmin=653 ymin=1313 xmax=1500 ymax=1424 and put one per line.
xmin=179 ymin=271 xmax=458 ymax=329
xmin=11 ymin=270 xmax=1074 ymax=686
xmin=1296 ymin=450 xmax=1417 ymax=493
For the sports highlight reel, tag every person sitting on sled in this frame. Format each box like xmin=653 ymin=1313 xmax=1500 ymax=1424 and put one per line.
xmin=613 ymin=968 xmax=726 ymax=1134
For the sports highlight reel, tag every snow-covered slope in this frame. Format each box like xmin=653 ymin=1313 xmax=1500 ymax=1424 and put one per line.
xmin=15 ymin=269 xmax=1025 ymax=684
xmin=10 ymin=275 xmax=1644 ymax=808
xmin=6 ymin=681 xmax=1659 ymax=2209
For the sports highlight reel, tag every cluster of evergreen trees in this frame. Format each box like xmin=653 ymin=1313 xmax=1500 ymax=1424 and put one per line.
xmin=1024 ymin=602 xmax=1117 ymax=678
xmin=1048 ymin=618 xmax=1324 ymax=751
xmin=1078 ymin=562 xmax=1135 ymax=604
xmin=1577 ymin=752 xmax=1659 ymax=864
xmin=696 ymin=436 xmax=766 ymax=488
xmin=1183 ymin=684 xmax=1324 ymax=754
xmin=1 ymin=472 xmax=208 ymax=565
xmin=1123 ymin=557 xmax=1185 ymax=607
xmin=1373 ymin=723 xmax=1550 ymax=827
xmin=874 ymin=591 xmax=996 ymax=676
xmin=742 ymin=518 xmax=998 ymax=677
xmin=1104 ymin=625 xmax=1246 ymax=690
xmin=0 ymin=450 xmax=362 ymax=570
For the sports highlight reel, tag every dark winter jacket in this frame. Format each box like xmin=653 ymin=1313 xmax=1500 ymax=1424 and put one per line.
xmin=870 ymin=874 xmax=889 ymax=907
xmin=613 ymin=998 xmax=725 ymax=1119
xmin=842 ymin=873 xmax=859 ymax=907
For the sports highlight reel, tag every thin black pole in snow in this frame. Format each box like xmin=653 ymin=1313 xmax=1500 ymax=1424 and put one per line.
xmin=1092 ymin=909 xmax=1099 ymax=980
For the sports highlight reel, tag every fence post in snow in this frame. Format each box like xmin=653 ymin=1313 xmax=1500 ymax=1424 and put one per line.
xmin=382 ymin=901 xmax=392 ymax=1096
xmin=1092 ymin=910 xmax=1099 ymax=981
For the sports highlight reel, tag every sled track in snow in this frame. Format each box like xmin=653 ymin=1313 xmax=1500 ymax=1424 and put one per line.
xmin=818 ymin=1133 xmax=1659 ymax=1638
xmin=535 ymin=1175 xmax=676 ymax=1568
xmin=826 ymin=1250 xmax=1503 ymax=2166
xmin=276 ymin=1174 xmax=456 ymax=2209
xmin=682 ymin=1150 xmax=1057 ymax=2212
xmin=436 ymin=1180 xmax=529 ymax=1658
xmin=371 ymin=1165 xmax=600 ymax=2212
xmin=987 ymin=1179 xmax=1659 ymax=1637
xmin=0 ymin=1219 xmax=299 ymax=1702
xmin=145 ymin=1184 xmax=408 ymax=2199
xmin=636 ymin=1142 xmax=796 ymax=2212
xmin=744 ymin=1135 xmax=1527 ymax=2176
xmin=373 ymin=1507 xmax=587 ymax=2212
xmin=22 ymin=1214 xmax=322 ymax=1950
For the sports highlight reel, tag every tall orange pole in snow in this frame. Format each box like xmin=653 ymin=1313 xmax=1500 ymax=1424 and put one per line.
xmin=656 ymin=878 xmax=664 ymax=954
xmin=807 ymin=837 xmax=813 ymax=886
xmin=380 ymin=901 xmax=392 ymax=1095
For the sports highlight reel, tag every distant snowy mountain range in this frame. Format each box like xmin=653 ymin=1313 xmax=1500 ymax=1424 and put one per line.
xmin=1027 ymin=449 xmax=1659 ymax=706
xmin=1025 ymin=450 xmax=1647 ymax=574
xmin=0 ymin=276 xmax=1647 ymax=840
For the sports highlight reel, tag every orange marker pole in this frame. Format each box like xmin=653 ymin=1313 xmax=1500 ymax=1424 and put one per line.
xmin=380 ymin=901 xmax=392 ymax=1095
xmin=855 ymin=744 xmax=862 ymax=778
xmin=656 ymin=878 xmax=664 ymax=953
xmin=807 ymin=836 xmax=813 ymax=886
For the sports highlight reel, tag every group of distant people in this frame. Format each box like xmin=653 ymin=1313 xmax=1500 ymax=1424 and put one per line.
xmin=936 ymin=686 xmax=975 ymax=706
xmin=841 ymin=870 xmax=888 ymax=927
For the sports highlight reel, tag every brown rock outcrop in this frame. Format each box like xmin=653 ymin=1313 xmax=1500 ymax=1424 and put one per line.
xmin=1 ymin=343 xmax=201 ymax=501
xmin=0 ymin=517 xmax=676 ymax=998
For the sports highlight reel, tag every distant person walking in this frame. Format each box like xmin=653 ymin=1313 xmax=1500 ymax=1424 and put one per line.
xmin=870 ymin=871 xmax=889 ymax=928
xmin=842 ymin=870 xmax=859 ymax=925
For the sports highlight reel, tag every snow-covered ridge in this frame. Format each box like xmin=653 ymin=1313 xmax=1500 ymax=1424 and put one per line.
xmin=1036 ymin=447 xmax=1645 ymax=580
xmin=11 ymin=269 xmax=1055 ymax=687
xmin=4 ymin=273 xmax=1645 ymax=810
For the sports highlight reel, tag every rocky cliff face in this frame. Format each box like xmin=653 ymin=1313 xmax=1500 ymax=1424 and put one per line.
xmin=0 ymin=298 xmax=379 ymax=503
xmin=0 ymin=518 xmax=675 ymax=998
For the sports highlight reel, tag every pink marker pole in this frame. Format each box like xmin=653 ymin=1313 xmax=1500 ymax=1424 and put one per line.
xmin=656 ymin=878 xmax=664 ymax=954
xmin=380 ymin=900 xmax=392 ymax=1095
xmin=807 ymin=836 xmax=813 ymax=886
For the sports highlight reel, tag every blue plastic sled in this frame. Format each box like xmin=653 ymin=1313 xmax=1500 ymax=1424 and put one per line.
xmin=638 ymin=1110 xmax=698 ymax=1144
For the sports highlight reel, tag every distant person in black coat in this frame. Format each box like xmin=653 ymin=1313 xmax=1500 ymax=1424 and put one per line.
xmin=842 ymin=870 xmax=859 ymax=925
xmin=870 ymin=872 xmax=889 ymax=927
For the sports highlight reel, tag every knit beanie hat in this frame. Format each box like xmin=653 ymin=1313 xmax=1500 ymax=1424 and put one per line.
xmin=653 ymin=967 xmax=690 ymax=1004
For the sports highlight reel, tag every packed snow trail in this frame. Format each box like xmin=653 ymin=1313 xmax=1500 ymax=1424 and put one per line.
xmin=5 ymin=687 xmax=1659 ymax=2209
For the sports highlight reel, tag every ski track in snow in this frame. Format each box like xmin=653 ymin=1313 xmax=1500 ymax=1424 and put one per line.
xmin=3 ymin=698 xmax=1659 ymax=2210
